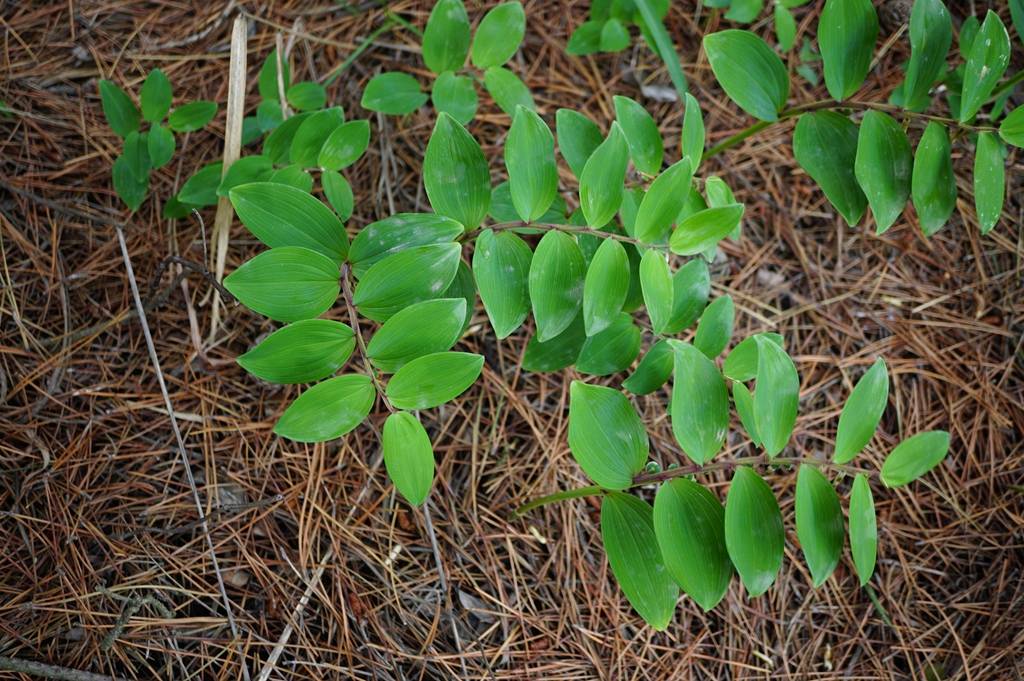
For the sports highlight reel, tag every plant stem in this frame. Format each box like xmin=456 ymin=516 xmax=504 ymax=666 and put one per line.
xmin=340 ymin=263 xmax=394 ymax=413
xmin=484 ymin=221 xmax=670 ymax=251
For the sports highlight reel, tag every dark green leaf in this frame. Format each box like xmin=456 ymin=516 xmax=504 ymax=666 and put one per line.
xmin=483 ymin=66 xmax=534 ymax=115
xmin=237 ymin=319 xmax=354 ymax=384
xmin=168 ymin=101 xmax=217 ymax=133
xmin=724 ymin=467 xmax=784 ymax=597
xmin=383 ymin=412 xmax=435 ymax=506
xmin=423 ymin=0 xmax=471 ymax=73
xmin=974 ymin=132 xmax=1004 ymax=234
xmin=218 ymin=156 xmax=274 ymax=197
xmin=902 ymin=0 xmax=953 ymax=111
xmin=795 ymin=465 xmax=844 ymax=587
xmin=521 ymin=313 xmax=586 ymax=372
xmin=576 ymin=313 xmax=641 ymax=375
xmin=112 ymin=155 xmax=148 ymax=211
xmin=613 ymin=96 xmax=663 ymax=175
xmin=753 ymin=335 xmax=798 ymax=457
xmin=693 ymin=294 xmax=734 ymax=359
xmin=911 ymin=121 xmax=956 ymax=236
xmin=848 ymin=473 xmax=877 ymax=585
xmin=318 ymin=119 xmax=370 ymax=171
xmin=835 ymin=357 xmax=888 ymax=463
xmin=471 ymin=1 xmax=525 ymax=68
xmin=819 ymin=0 xmax=878 ymax=101
xmin=230 ymin=182 xmax=348 ymax=262
xmin=473 ymin=229 xmax=532 ymax=338
xmin=506 ymin=107 xmax=558 ymax=222
xmin=529 ymin=230 xmax=586 ymax=341
xmin=366 ymin=298 xmax=466 ymax=372
xmin=703 ymin=30 xmax=789 ymax=121
xmin=960 ymin=11 xmax=1010 ymax=123
xmin=431 ymin=71 xmax=478 ymax=124
xmin=662 ymin=258 xmax=709 ymax=333
xmin=582 ymin=238 xmax=630 ymax=336
xmin=579 ymin=123 xmax=629 ymax=227
xmin=146 ymin=124 xmax=175 ymax=170
xmin=385 ymin=351 xmax=484 ymax=409
xmin=99 ymin=79 xmax=140 ymax=138
xmin=274 ymin=374 xmax=374 ymax=442
xmin=140 ymin=69 xmax=172 ymax=123
xmin=349 ymin=213 xmax=463 ymax=277
xmin=568 ymin=381 xmax=648 ymax=489
xmin=854 ymin=110 xmax=912 ymax=233
xmin=178 ymin=162 xmax=223 ymax=207
xmin=880 ymin=430 xmax=950 ymax=487
xmin=669 ymin=340 xmax=728 ymax=465
xmin=424 ymin=113 xmax=491 ymax=230
xmin=623 ymin=340 xmax=673 ymax=395
xmin=224 ymin=246 xmax=340 ymax=322
xmin=353 ymin=243 xmax=462 ymax=322
xmin=793 ymin=111 xmax=866 ymax=226
xmin=263 ymin=112 xmax=310 ymax=165
xmin=123 ymin=131 xmax=151 ymax=178
xmin=361 ymin=72 xmax=427 ymax=115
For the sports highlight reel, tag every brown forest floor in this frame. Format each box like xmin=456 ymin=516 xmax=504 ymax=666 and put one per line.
xmin=2 ymin=1 xmax=1023 ymax=679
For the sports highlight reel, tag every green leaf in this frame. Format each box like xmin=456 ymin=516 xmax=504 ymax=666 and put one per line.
xmin=361 ymin=72 xmax=427 ymax=115
xmin=634 ymin=159 xmax=694 ymax=244
xmin=794 ymin=465 xmax=843 ymax=587
xmin=230 ymin=182 xmax=349 ymax=262
xmin=633 ymin=0 xmax=688 ymax=99
xmin=318 ymin=119 xmax=370 ymax=171
xmin=1012 ymin=0 xmax=1024 ymax=45
xmin=423 ymin=0 xmax=471 ymax=73
xmin=431 ymin=71 xmax=478 ymax=124
xmin=218 ymin=156 xmax=274 ymax=197
xmin=639 ymin=250 xmax=674 ymax=334
xmin=522 ymin=314 xmax=586 ymax=372
xmin=835 ymin=357 xmax=889 ymax=464
xmin=140 ymin=69 xmax=172 ymax=123
xmin=529 ymin=230 xmax=586 ymax=342
xmin=623 ymin=340 xmax=673 ymax=395
xmin=168 ymin=101 xmax=217 ymax=133
xmin=653 ymin=479 xmax=731 ymax=611
xmin=669 ymin=340 xmax=728 ymax=465
xmin=353 ymin=243 xmax=462 ymax=322
xmin=848 ymin=474 xmax=877 ymax=585
xmin=703 ymin=30 xmax=789 ymax=121
xmin=600 ymin=493 xmax=679 ymax=630
xmin=385 ymin=351 xmax=484 ymax=410
xmin=579 ymin=123 xmax=629 ymax=227
xmin=725 ymin=0 xmax=763 ymax=23
xmin=237 ymin=319 xmax=354 ymax=384
xmin=662 ymin=259 xmax=710 ymax=333
xmin=263 ymin=112 xmax=310 ymax=165
xmin=99 ymin=79 xmax=140 ymax=138
xmin=693 ymin=295 xmax=734 ymax=359
xmin=774 ymin=5 xmax=797 ymax=51
xmin=999 ymin=106 xmax=1024 ymax=148
xmin=753 ymin=335 xmax=798 ymax=457
xmin=723 ymin=333 xmax=784 ymax=382
xmin=556 ymin=109 xmax=604 ymax=179
xmin=366 ymin=298 xmax=466 ymax=373
xmin=911 ymin=121 xmax=956 ymax=236
xmin=854 ymin=110 xmax=912 ymax=233
xmin=613 ymin=96 xmax=663 ymax=175
xmin=472 ymin=229 xmax=532 ymax=338
xmin=383 ymin=412 xmax=435 ymax=506
xmin=268 ymin=164 xmax=313 ymax=193
xmin=122 ymin=132 xmax=150 ymax=181
xmin=471 ymin=1 xmax=525 ymax=68
xmin=224 ymin=247 xmax=340 ymax=323
xmin=568 ymin=381 xmax=648 ymax=489
xmin=973 ymin=132 xmax=1004 ymax=234
xmin=290 ymin=107 xmax=344 ymax=169
xmin=818 ymin=0 xmax=878 ymax=101
xmin=582 ymin=238 xmax=630 ymax=336
xmin=732 ymin=380 xmax=761 ymax=446
xmin=793 ymin=111 xmax=867 ymax=226
xmin=444 ymin=261 xmax=475 ymax=335
xmin=144 ymin=124 xmax=174 ymax=171
xmin=483 ymin=66 xmax=534 ymax=115
xmin=254 ymin=103 xmax=280 ymax=132
xmin=258 ymin=49 xmax=291 ymax=101
xmin=322 ymin=170 xmax=354 ymax=220
xmin=669 ymin=204 xmax=744 ymax=255
xmin=576 ymin=313 xmax=641 ymax=376
xmin=681 ymin=93 xmax=705 ymax=169
xmin=960 ymin=10 xmax=1010 ymax=123
xmin=178 ymin=161 xmax=223 ymax=207
xmin=112 ymin=155 xmax=148 ymax=211
xmin=880 ymin=430 xmax=950 ymax=487
xmin=600 ymin=18 xmax=631 ymax=52
xmin=349 ymin=213 xmax=463 ymax=277
xmin=902 ymin=0 xmax=953 ymax=111
xmin=274 ymin=374 xmax=375 ymax=442
xmin=566 ymin=20 xmax=604 ymax=56
xmin=724 ymin=467 xmax=784 ymax=597
xmin=506 ymin=107 xmax=558 ymax=222
xmin=424 ymin=113 xmax=491 ymax=230
xmin=286 ymin=81 xmax=327 ymax=111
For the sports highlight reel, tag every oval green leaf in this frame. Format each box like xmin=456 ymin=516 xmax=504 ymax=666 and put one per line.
xmin=911 ymin=121 xmax=956 ymax=236
xmin=318 ymin=119 xmax=370 ymax=171
xmin=579 ymin=122 xmax=629 ymax=227
xmin=382 ymin=412 xmax=435 ymax=506
xmin=224 ymin=246 xmax=340 ymax=323
xmin=960 ymin=10 xmax=1010 ymax=123
xmin=556 ymin=108 xmax=604 ymax=180
xmin=855 ymin=110 xmax=912 ymax=234
xmin=753 ymin=335 xmax=799 ymax=457
xmin=237 ymin=319 xmax=354 ymax=384
xmin=669 ymin=340 xmax=728 ymax=465
xmin=834 ymin=357 xmax=888 ymax=464
xmin=793 ymin=111 xmax=867 ymax=226
xmin=795 ymin=465 xmax=844 ymax=587
xmin=422 ymin=0 xmax=471 ymax=74
xmin=568 ymin=381 xmax=648 ymax=489
xmin=529 ymin=230 xmax=586 ymax=342
xmin=635 ymin=158 xmax=694 ymax=244
xmin=366 ymin=298 xmax=466 ymax=373
xmin=230 ymin=182 xmax=349 ymax=262
xmin=471 ymin=1 xmax=525 ymax=69
xmin=274 ymin=374 xmax=375 ymax=442
xmin=703 ymin=30 xmax=789 ymax=122
xmin=385 ymin=351 xmax=484 ymax=410
xmin=424 ymin=113 xmax=491 ymax=230
xmin=974 ymin=132 xmax=1004 ymax=234
xmin=582 ymin=238 xmax=630 ymax=336
xmin=880 ymin=430 xmax=950 ymax=487
xmin=613 ymin=95 xmax=663 ymax=175
xmin=506 ymin=107 xmax=558 ymax=222
xmin=724 ymin=467 xmax=784 ymax=597
xmin=693 ymin=295 xmax=734 ymax=359
xmin=848 ymin=473 xmax=877 ymax=585
xmin=353 ymin=243 xmax=462 ymax=322
xmin=819 ymin=0 xmax=879 ymax=101
xmin=472 ymin=229 xmax=532 ymax=339
xmin=669 ymin=204 xmax=744 ymax=255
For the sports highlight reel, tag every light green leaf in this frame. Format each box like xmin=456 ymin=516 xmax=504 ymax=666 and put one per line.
xmin=662 ymin=258 xmax=710 ymax=333
xmin=322 ymin=170 xmax=354 ymax=220
xmin=178 ymin=161 xmax=223 ymax=207
xmin=263 ymin=112 xmax=310 ymax=165
xmin=848 ymin=474 xmax=877 ymax=585
xmin=613 ymin=95 xmax=664 ymax=175
xmin=901 ymin=0 xmax=952 ymax=111
xmin=669 ymin=204 xmax=744 ymax=255
xmin=349 ymin=213 xmax=463 ymax=277
xmin=268 ymin=164 xmax=313 ymax=193
xmin=724 ymin=467 xmax=784 ymax=597
xmin=795 ymin=465 xmax=844 ymax=587
xmin=140 ymin=69 xmax=172 ymax=123
xmin=522 ymin=313 xmax=585 ymax=372
xmin=218 ymin=156 xmax=274 ymax=197
xmin=286 ymin=81 xmax=327 ymax=111
xmin=723 ymin=333 xmax=784 ymax=382
xmin=168 ymin=101 xmax=217 ymax=133
xmin=423 ymin=0 xmax=471 ymax=73
xmin=681 ymin=93 xmax=705 ymax=169
xmin=483 ymin=66 xmax=534 ymax=115
xmin=424 ymin=113 xmax=491 ymax=230
xmin=999 ymin=106 xmax=1024 ymax=148
xmin=725 ymin=0 xmax=763 ymax=23
xmin=529 ymin=230 xmax=586 ymax=341
xmin=732 ymin=380 xmax=761 ymax=445
xmin=258 ymin=49 xmax=291 ymax=101
xmin=911 ymin=121 xmax=956 ymax=236
xmin=99 ymin=79 xmax=140 ymax=138
xmin=639 ymin=250 xmax=674 ymax=334
xmin=230 ymin=182 xmax=349 ymax=262
xmin=290 ymin=107 xmax=345 ymax=169
xmin=353 ymin=243 xmax=462 ymax=322
xmin=579 ymin=123 xmax=629 ymax=227
xmin=854 ymin=110 xmax=912 ymax=233
xmin=568 ymin=381 xmax=648 ymax=489
xmin=431 ymin=71 xmax=478 ymax=124
xmin=274 ymin=374 xmax=375 ymax=442
xmin=601 ymin=493 xmax=679 ymax=630
xmin=383 ymin=412 xmax=435 ymax=506
xmin=653 ymin=478 xmax=731 ymax=612
xmin=600 ymin=18 xmax=631 ymax=52
xmin=819 ymin=0 xmax=878 ymax=101
xmin=693 ymin=295 xmax=734 ymax=359
xmin=974 ymin=132 xmax=1004 ymax=234
xmin=471 ymin=1 xmax=525 ymax=68
xmin=703 ymin=30 xmax=789 ymax=121
xmin=880 ymin=430 xmax=950 ymax=487
xmin=318 ymin=119 xmax=370 ymax=171
xmin=623 ymin=340 xmax=673 ymax=395
xmin=576 ymin=313 xmax=641 ymax=376
xmin=583 ymin=238 xmax=630 ymax=336
xmin=556 ymin=109 xmax=604 ymax=179
xmin=753 ymin=335 xmax=799 ymax=457
xmin=960 ymin=10 xmax=1010 ymax=123
xmin=635 ymin=159 xmax=694 ymax=244
xmin=669 ymin=340 xmax=728 ymax=465
xmin=366 ymin=298 xmax=466 ymax=373
xmin=237 ymin=319 xmax=354 ymax=384
xmin=473 ymin=229 xmax=532 ymax=338
xmin=793 ymin=111 xmax=866 ymax=226
xmin=361 ymin=72 xmax=428 ymax=115
xmin=566 ymin=20 xmax=604 ymax=56
xmin=835 ymin=357 xmax=889 ymax=463
xmin=224 ymin=246 xmax=340 ymax=323
xmin=775 ymin=5 xmax=797 ymax=51
xmin=385 ymin=351 xmax=484 ymax=410
xmin=147 ymin=124 xmax=175 ymax=170
xmin=506 ymin=107 xmax=558 ymax=222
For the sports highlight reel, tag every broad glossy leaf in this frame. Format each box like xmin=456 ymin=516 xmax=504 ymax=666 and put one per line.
xmin=263 ymin=112 xmax=310 ymax=165
xmin=639 ymin=250 xmax=673 ymax=334
xmin=238 ymin=319 xmax=354 ymax=384
xmin=290 ymin=107 xmax=344 ymax=169
xmin=579 ymin=123 xmax=629 ymax=227
xmin=669 ymin=340 xmax=728 ymax=465
xmin=723 ymin=333 xmax=784 ymax=381
xmin=583 ymin=239 xmax=630 ymax=336
xmin=693 ymin=295 xmax=734 ymax=359
xmin=382 ymin=411 xmax=435 ymax=506
xmin=960 ymin=11 xmax=1010 ymax=123
xmin=662 ymin=259 xmax=710 ymax=333
xmin=795 ymin=465 xmax=844 ymax=587
xmin=483 ymin=66 xmax=534 ymax=115
xmin=361 ymin=72 xmax=428 ymax=115
xmin=366 ymin=298 xmax=466 ymax=372
xmin=230 ymin=182 xmax=349 ymax=262
xmin=999 ymin=106 xmax=1024 ymax=147
xmin=653 ymin=478 xmax=731 ymax=611
xmin=424 ymin=113 xmax=491 ymax=230
xmin=274 ymin=374 xmax=375 ymax=442
xmin=848 ymin=473 xmax=877 ymax=585
xmin=506 ymin=107 xmax=557 ymax=222
xmin=318 ymin=119 xmax=370 ymax=171
xmin=854 ymin=110 xmax=912 ymax=233
xmin=732 ymin=380 xmax=761 ymax=445
xmin=473 ymin=229 xmax=532 ymax=338
xmin=556 ymin=109 xmax=604 ymax=180
xmin=349 ymin=213 xmax=463 ymax=277
xmin=99 ymin=79 xmax=140 ymax=138
xmin=353 ymin=243 xmax=461 ymax=322
xmin=431 ymin=71 xmax=478 ymax=124
xmin=322 ymin=170 xmax=354 ymax=220
xmin=225 ymin=247 xmax=340 ymax=323
xmin=601 ymin=493 xmax=679 ymax=630
xmin=819 ymin=0 xmax=878 ymax=101
xmin=635 ymin=159 xmax=694 ymax=244
xmin=168 ymin=101 xmax=217 ymax=133
xmin=218 ymin=156 xmax=274 ymax=197
xmin=529 ymin=231 xmax=586 ymax=341
xmin=140 ymin=69 xmax=172 ymax=123
xmin=471 ymin=1 xmax=525 ymax=68
xmin=793 ymin=111 xmax=866 ymax=226
xmin=576 ymin=313 xmax=641 ymax=376
xmin=724 ymin=467 xmax=784 ymax=597
xmin=753 ymin=335 xmax=798 ymax=457
xmin=880 ymin=430 xmax=950 ymax=487
xmin=568 ymin=381 xmax=647 ymax=489
xmin=385 ymin=351 xmax=484 ymax=410
xmin=835 ymin=357 xmax=888 ymax=463
xmin=613 ymin=95 xmax=663 ymax=175
xmin=258 ymin=49 xmax=291 ymax=101
xmin=521 ymin=313 xmax=585 ymax=372
xmin=422 ymin=0 xmax=470 ymax=73
xmin=147 ymin=124 xmax=175 ymax=170
xmin=669 ymin=204 xmax=744 ymax=255
xmin=681 ymin=93 xmax=705 ymax=169
xmin=974 ymin=132 xmax=1004 ymax=234
xmin=902 ymin=0 xmax=952 ymax=111
xmin=911 ymin=122 xmax=956 ymax=236
xmin=703 ymin=30 xmax=789 ymax=121
xmin=286 ymin=81 xmax=326 ymax=112
xmin=623 ymin=340 xmax=673 ymax=395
